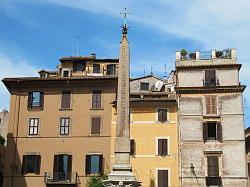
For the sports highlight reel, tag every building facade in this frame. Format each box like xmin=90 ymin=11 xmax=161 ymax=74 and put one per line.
xmin=110 ymin=75 xmax=179 ymax=187
xmin=245 ymin=127 xmax=250 ymax=183
xmin=0 ymin=109 xmax=8 ymax=144
xmin=2 ymin=55 xmax=118 ymax=187
xmin=176 ymin=49 xmax=248 ymax=187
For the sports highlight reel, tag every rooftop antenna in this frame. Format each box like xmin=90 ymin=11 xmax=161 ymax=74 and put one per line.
xmin=143 ymin=69 xmax=146 ymax=76
xmin=76 ymin=33 xmax=79 ymax=56
xmin=164 ymin=64 xmax=167 ymax=78
xmin=150 ymin=65 xmax=153 ymax=75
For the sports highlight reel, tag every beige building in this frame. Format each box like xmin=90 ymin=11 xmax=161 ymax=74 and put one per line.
xmin=2 ymin=55 xmax=118 ymax=187
xmin=0 ymin=109 xmax=8 ymax=144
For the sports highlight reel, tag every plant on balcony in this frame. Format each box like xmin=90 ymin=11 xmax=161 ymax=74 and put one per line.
xmin=189 ymin=52 xmax=196 ymax=60
xmin=180 ymin=49 xmax=187 ymax=57
xmin=215 ymin=51 xmax=223 ymax=58
xmin=87 ymin=174 xmax=108 ymax=187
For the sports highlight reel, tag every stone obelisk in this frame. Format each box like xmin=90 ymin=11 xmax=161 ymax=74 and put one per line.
xmin=103 ymin=16 xmax=140 ymax=187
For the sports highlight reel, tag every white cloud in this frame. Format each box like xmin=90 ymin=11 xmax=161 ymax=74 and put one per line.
xmin=0 ymin=53 xmax=39 ymax=110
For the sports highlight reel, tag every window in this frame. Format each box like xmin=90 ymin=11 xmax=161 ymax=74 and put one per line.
xmin=206 ymin=155 xmax=221 ymax=186
xmin=22 ymin=155 xmax=41 ymax=174
xmin=73 ymin=61 xmax=86 ymax=72
xmin=158 ymin=170 xmax=169 ymax=187
xmin=60 ymin=118 xmax=70 ymax=135
xmin=53 ymin=154 xmax=72 ymax=181
xmin=157 ymin=139 xmax=168 ymax=156
xmin=106 ymin=64 xmax=116 ymax=75
xmin=158 ymin=109 xmax=168 ymax=123
xmin=203 ymin=122 xmax=222 ymax=142
xmin=29 ymin=118 xmax=39 ymax=135
xmin=91 ymin=117 xmax=101 ymax=135
xmin=62 ymin=70 xmax=70 ymax=77
xmin=130 ymin=139 xmax=135 ymax=156
xmin=205 ymin=70 xmax=216 ymax=86
xmin=92 ymin=90 xmax=101 ymax=109
xmin=93 ymin=64 xmax=100 ymax=73
xmin=61 ymin=91 xmax=71 ymax=109
xmin=85 ymin=154 xmax=103 ymax=175
xmin=28 ymin=91 xmax=44 ymax=109
xmin=0 ymin=118 xmax=1 ymax=125
xmin=140 ymin=82 xmax=149 ymax=91
xmin=205 ymin=96 xmax=217 ymax=115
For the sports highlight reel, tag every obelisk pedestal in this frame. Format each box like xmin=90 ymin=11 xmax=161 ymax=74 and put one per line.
xmin=103 ymin=24 xmax=140 ymax=187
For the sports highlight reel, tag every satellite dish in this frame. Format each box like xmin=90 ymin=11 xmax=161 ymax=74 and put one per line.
xmin=154 ymin=81 xmax=163 ymax=91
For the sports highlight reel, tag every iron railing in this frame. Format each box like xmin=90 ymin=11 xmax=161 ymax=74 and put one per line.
xmin=44 ymin=172 xmax=80 ymax=185
xmin=202 ymin=78 xmax=220 ymax=87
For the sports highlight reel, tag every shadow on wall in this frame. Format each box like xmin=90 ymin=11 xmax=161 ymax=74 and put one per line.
xmin=3 ymin=133 xmax=27 ymax=187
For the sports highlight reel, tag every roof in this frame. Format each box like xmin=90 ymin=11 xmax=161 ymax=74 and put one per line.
xmin=38 ymin=70 xmax=58 ymax=74
xmin=176 ymin=63 xmax=242 ymax=70
xmin=131 ymin=74 xmax=167 ymax=82
xmin=175 ymin=85 xmax=246 ymax=94
xmin=59 ymin=56 xmax=119 ymax=63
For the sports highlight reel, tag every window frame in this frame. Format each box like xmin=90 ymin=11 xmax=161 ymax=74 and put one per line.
xmin=155 ymin=168 xmax=170 ymax=187
xmin=59 ymin=118 xmax=70 ymax=136
xmin=61 ymin=91 xmax=72 ymax=110
xmin=28 ymin=118 xmax=39 ymax=136
xmin=61 ymin=68 xmax=71 ymax=78
xmin=93 ymin=64 xmax=101 ymax=74
xmin=92 ymin=90 xmax=102 ymax=109
xmin=157 ymin=108 xmax=169 ymax=123
xmin=156 ymin=137 xmax=169 ymax=156
xmin=205 ymin=95 xmax=217 ymax=115
xmin=28 ymin=91 xmax=44 ymax=110
xmin=106 ymin=64 xmax=116 ymax=75
xmin=90 ymin=116 xmax=102 ymax=136
xmin=204 ymin=69 xmax=216 ymax=86
xmin=22 ymin=154 xmax=41 ymax=175
xmin=140 ymin=82 xmax=150 ymax=91
xmin=85 ymin=154 xmax=103 ymax=175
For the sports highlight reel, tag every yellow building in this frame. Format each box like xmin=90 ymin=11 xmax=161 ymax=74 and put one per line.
xmin=111 ymin=75 xmax=179 ymax=187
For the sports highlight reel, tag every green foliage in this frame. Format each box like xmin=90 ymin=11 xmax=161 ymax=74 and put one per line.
xmin=180 ymin=49 xmax=187 ymax=56
xmin=87 ymin=175 xmax=108 ymax=187
xmin=189 ymin=52 xmax=196 ymax=59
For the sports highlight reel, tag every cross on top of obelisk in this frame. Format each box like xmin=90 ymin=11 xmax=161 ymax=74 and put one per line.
xmin=120 ymin=8 xmax=131 ymax=34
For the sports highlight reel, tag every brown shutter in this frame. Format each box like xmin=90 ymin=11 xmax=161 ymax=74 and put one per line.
xmin=22 ymin=155 xmax=27 ymax=174
xmin=207 ymin=156 xmax=219 ymax=177
xmin=206 ymin=97 xmax=211 ymax=114
xmin=211 ymin=97 xmax=217 ymax=114
xmin=203 ymin=122 xmax=208 ymax=142
xmin=61 ymin=91 xmax=71 ymax=109
xmin=85 ymin=155 xmax=91 ymax=175
xmin=158 ymin=170 xmax=168 ymax=187
xmin=91 ymin=118 xmax=101 ymax=135
xmin=205 ymin=70 xmax=216 ymax=86
xmin=130 ymin=139 xmax=135 ymax=155
xmin=158 ymin=139 xmax=163 ymax=155
xmin=162 ymin=139 xmax=168 ymax=156
xmin=158 ymin=110 xmax=162 ymax=122
xmin=217 ymin=122 xmax=222 ymax=142
xmin=162 ymin=110 xmax=167 ymax=122
xmin=92 ymin=90 xmax=101 ymax=109
xmin=35 ymin=155 xmax=41 ymax=174
xmin=28 ymin=92 xmax=32 ymax=109
xmin=39 ymin=92 xmax=44 ymax=109
xmin=98 ymin=155 xmax=103 ymax=174
xmin=53 ymin=155 xmax=58 ymax=173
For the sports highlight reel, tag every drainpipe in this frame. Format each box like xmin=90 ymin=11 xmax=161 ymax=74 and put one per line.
xmin=11 ymin=89 xmax=21 ymax=187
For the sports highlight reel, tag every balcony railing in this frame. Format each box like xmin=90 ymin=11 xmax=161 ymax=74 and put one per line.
xmin=44 ymin=172 xmax=80 ymax=185
xmin=206 ymin=176 xmax=222 ymax=186
xmin=86 ymin=67 xmax=117 ymax=77
xmin=202 ymin=78 xmax=220 ymax=87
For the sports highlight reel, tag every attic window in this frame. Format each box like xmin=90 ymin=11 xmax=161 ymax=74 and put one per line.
xmin=73 ymin=62 xmax=86 ymax=72
xmin=140 ymin=82 xmax=149 ymax=91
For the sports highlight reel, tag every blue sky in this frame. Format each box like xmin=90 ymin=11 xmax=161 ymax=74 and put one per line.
xmin=0 ymin=0 xmax=250 ymax=127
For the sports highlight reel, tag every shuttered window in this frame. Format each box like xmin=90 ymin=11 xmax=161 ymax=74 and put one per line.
xmin=106 ymin=64 xmax=116 ymax=75
xmin=28 ymin=91 xmax=44 ymax=109
xmin=140 ymin=82 xmax=149 ymax=91
xmin=158 ymin=170 xmax=169 ymax=187
xmin=93 ymin=64 xmax=100 ymax=73
xmin=85 ymin=154 xmax=103 ymax=175
xmin=205 ymin=96 xmax=217 ymax=115
xmin=158 ymin=139 xmax=168 ymax=156
xmin=29 ymin=118 xmax=39 ymax=135
xmin=53 ymin=154 xmax=72 ymax=181
xmin=60 ymin=118 xmax=70 ymax=135
xmin=130 ymin=139 xmax=135 ymax=156
xmin=158 ymin=109 xmax=168 ymax=123
xmin=91 ymin=117 xmax=101 ymax=135
xmin=205 ymin=70 xmax=216 ymax=86
xmin=207 ymin=156 xmax=219 ymax=177
xmin=22 ymin=155 xmax=41 ymax=174
xmin=61 ymin=91 xmax=71 ymax=109
xmin=92 ymin=90 xmax=101 ymax=109
xmin=203 ymin=122 xmax=222 ymax=142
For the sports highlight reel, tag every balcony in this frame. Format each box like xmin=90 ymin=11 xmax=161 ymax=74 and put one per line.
xmin=44 ymin=172 xmax=80 ymax=185
xmin=206 ymin=176 xmax=222 ymax=186
xmin=203 ymin=78 xmax=220 ymax=87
